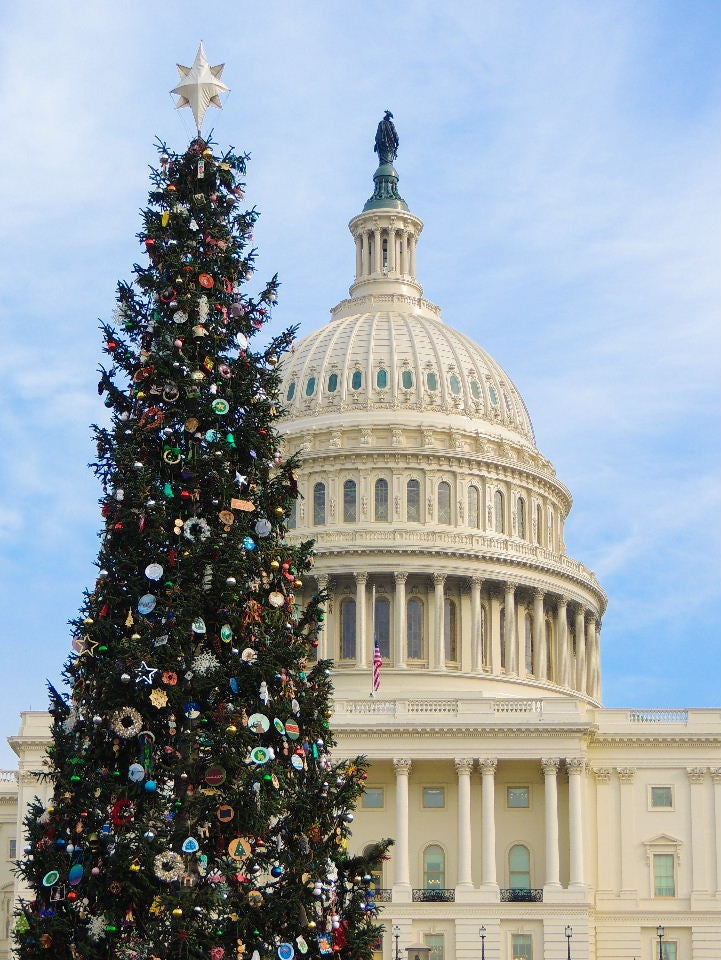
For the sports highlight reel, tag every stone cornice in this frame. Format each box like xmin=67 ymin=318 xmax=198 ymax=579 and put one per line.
xmin=334 ymin=725 xmax=595 ymax=741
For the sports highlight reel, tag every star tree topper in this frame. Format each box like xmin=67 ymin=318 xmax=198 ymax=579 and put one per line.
xmin=171 ymin=42 xmax=230 ymax=132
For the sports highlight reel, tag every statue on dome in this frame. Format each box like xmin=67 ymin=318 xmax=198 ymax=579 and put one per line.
xmin=374 ymin=110 xmax=399 ymax=164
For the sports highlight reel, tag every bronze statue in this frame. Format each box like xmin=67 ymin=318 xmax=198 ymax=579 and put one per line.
xmin=374 ymin=110 xmax=399 ymax=164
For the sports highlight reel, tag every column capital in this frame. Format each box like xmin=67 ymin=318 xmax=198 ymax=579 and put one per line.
xmin=566 ymin=758 xmax=585 ymax=775
xmin=504 ymin=580 xmax=518 ymax=594
xmin=556 ymin=595 xmax=568 ymax=609
xmin=354 ymin=571 xmax=368 ymax=585
xmin=541 ymin=757 xmax=560 ymax=776
xmin=454 ymin=758 xmax=474 ymax=775
xmin=592 ymin=767 xmax=612 ymax=784
xmin=478 ymin=758 xmax=497 ymax=775
xmin=393 ymin=758 xmax=412 ymax=776
xmin=710 ymin=767 xmax=721 ymax=784
xmin=470 ymin=575 xmax=484 ymax=589
xmin=316 ymin=574 xmax=329 ymax=589
xmin=616 ymin=767 xmax=635 ymax=784
xmin=532 ymin=588 xmax=545 ymax=600
xmin=394 ymin=571 xmax=408 ymax=584
xmin=432 ymin=572 xmax=446 ymax=587
xmin=687 ymin=767 xmax=706 ymax=784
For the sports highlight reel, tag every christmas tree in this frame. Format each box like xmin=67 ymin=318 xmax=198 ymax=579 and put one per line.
xmin=15 ymin=45 xmax=390 ymax=960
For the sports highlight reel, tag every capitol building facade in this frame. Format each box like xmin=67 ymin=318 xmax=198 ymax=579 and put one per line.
xmin=1 ymin=127 xmax=720 ymax=960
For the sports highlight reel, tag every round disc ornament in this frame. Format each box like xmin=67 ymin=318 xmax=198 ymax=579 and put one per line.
xmin=68 ymin=863 xmax=84 ymax=886
xmin=250 ymin=746 xmax=270 ymax=765
xmin=285 ymin=720 xmax=300 ymax=740
xmin=236 ymin=332 xmax=249 ymax=350
xmin=212 ymin=399 xmax=229 ymax=415
xmin=192 ymin=618 xmax=207 ymax=634
xmin=220 ymin=624 xmax=233 ymax=642
xmin=241 ymin=648 xmax=258 ymax=663
xmin=145 ymin=563 xmax=164 ymax=581
xmin=198 ymin=273 xmax=214 ymax=288
xmin=138 ymin=594 xmax=157 ymax=615
xmin=278 ymin=945 xmax=295 ymax=960
xmin=128 ymin=763 xmax=145 ymax=783
xmin=205 ymin=766 xmax=227 ymax=786
xmin=228 ymin=837 xmax=252 ymax=860
xmin=217 ymin=804 xmax=234 ymax=823
xmin=290 ymin=754 xmax=304 ymax=771
xmin=268 ymin=591 xmax=284 ymax=609
xmin=181 ymin=837 xmax=199 ymax=854
xmin=248 ymin=713 xmax=270 ymax=734
xmin=254 ymin=519 xmax=272 ymax=538
xmin=273 ymin=718 xmax=286 ymax=735
xmin=184 ymin=517 xmax=211 ymax=542
xmin=42 ymin=871 xmax=60 ymax=888
xmin=184 ymin=701 xmax=201 ymax=719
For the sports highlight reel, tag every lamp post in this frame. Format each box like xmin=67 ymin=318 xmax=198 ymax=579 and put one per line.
xmin=565 ymin=925 xmax=573 ymax=960
xmin=656 ymin=925 xmax=664 ymax=960
xmin=393 ymin=925 xmax=401 ymax=960
xmin=478 ymin=926 xmax=486 ymax=960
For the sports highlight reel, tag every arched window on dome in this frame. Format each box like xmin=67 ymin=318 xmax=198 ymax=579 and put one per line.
xmin=444 ymin=598 xmax=457 ymax=662
xmin=340 ymin=599 xmax=356 ymax=661
xmin=499 ymin=606 xmax=506 ymax=670
xmin=517 ymin=497 xmax=526 ymax=540
xmin=438 ymin=482 xmax=451 ymax=524
xmin=343 ymin=480 xmax=357 ymax=523
xmin=374 ymin=595 xmax=391 ymax=659
xmin=426 ymin=371 xmax=438 ymax=391
xmin=305 ymin=376 xmax=316 ymax=397
xmin=535 ymin=503 xmax=543 ymax=545
xmin=401 ymin=369 xmax=414 ymax=390
xmin=525 ymin=611 xmax=533 ymax=674
xmin=481 ymin=604 xmax=489 ymax=668
xmin=494 ymin=490 xmax=505 ymax=533
xmin=407 ymin=597 xmax=424 ymax=660
xmin=470 ymin=379 xmax=482 ymax=400
xmin=544 ymin=617 xmax=554 ymax=681
xmin=351 ymin=370 xmax=363 ymax=391
xmin=407 ymin=479 xmax=421 ymax=522
xmin=286 ymin=381 xmax=296 ymax=402
xmin=376 ymin=368 xmax=388 ymax=389
xmin=508 ymin=844 xmax=531 ymax=890
xmin=375 ymin=478 xmax=389 ymax=521
xmin=327 ymin=373 xmax=338 ymax=393
xmin=449 ymin=374 xmax=461 ymax=395
xmin=287 ymin=499 xmax=297 ymax=530
xmin=423 ymin=845 xmax=445 ymax=891
xmin=468 ymin=485 xmax=480 ymax=529
xmin=313 ymin=483 xmax=326 ymax=526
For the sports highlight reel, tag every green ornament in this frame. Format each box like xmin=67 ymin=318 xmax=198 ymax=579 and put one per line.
xmin=163 ymin=482 xmax=175 ymax=498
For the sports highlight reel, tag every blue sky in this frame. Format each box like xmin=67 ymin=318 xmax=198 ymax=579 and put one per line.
xmin=0 ymin=1 xmax=719 ymax=766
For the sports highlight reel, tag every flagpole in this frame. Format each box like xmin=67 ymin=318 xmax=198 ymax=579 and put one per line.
xmin=370 ymin=583 xmax=376 ymax=697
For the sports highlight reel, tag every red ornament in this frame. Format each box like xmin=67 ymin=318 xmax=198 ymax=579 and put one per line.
xmin=107 ymin=340 xmax=118 ymax=352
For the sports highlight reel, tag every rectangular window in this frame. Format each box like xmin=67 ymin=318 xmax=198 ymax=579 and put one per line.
xmin=362 ymin=787 xmax=384 ymax=809
xmin=423 ymin=787 xmax=445 ymax=809
xmin=654 ymin=853 xmax=676 ymax=897
xmin=651 ymin=786 xmax=673 ymax=808
xmin=507 ymin=786 xmax=530 ymax=808
xmin=8 ymin=839 xmax=16 ymax=859
xmin=662 ymin=943 xmax=677 ymax=960
xmin=511 ymin=934 xmax=533 ymax=960
xmin=424 ymin=934 xmax=444 ymax=960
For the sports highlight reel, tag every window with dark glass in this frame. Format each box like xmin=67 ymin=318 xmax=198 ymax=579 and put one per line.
xmin=401 ymin=369 xmax=413 ymax=389
xmin=545 ymin=618 xmax=553 ymax=680
xmin=376 ymin=368 xmax=388 ymax=389
xmin=407 ymin=597 xmax=424 ymax=659
xmin=305 ymin=376 xmax=316 ymax=396
xmin=444 ymin=598 xmax=457 ymax=661
xmin=536 ymin=503 xmax=543 ymax=544
xmin=426 ymin=371 xmax=438 ymax=391
xmin=438 ymin=481 xmax=451 ymax=524
xmin=488 ymin=383 xmax=499 ymax=405
xmin=286 ymin=381 xmax=296 ymax=401
xmin=406 ymin=479 xmax=421 ymax=521
xmin=375 ymin=478 xmax=389 ymax=521
xmin=374 ymin=595 xmax=391 ymax=659
xmin=313 ymin=482 xmax=326 ymax=526
xmin=517 ymin=496 xmax=526 ymax=539
xmin=468 ymin=485 xmax=480 ymax=529
xmin=351 ymin=370 xmax=362 ymax=390
xmin=500 ymin=606 xmax=506 ymax=669
xmin=509 ymin=844 xmax=531 ymax=888
xmin=449 ymin=374 xmax=461 ymax=395
xmin=508 ymin=786 xmax=530 ymax=808
xmin=525 ymin=612 xmax=533 ymax=673
xmin=470 ymin=379 xmax=481 ymax=399
xmin=343 ymin=479 xmax=357 ymax=523
xmin=494 ymin=489 xmax=505 ymax=533
xmin=327 ymin=373 xmax=338 ymax=393
xmin=340 ymin=599 xmax=356 ymax=660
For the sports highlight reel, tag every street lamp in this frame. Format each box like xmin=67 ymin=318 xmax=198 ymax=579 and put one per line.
xmin=656 ymin=925 xmax=665 ymax=960
xmin=565 ymin=925 xmax=573 ymax=960
xmin=393 ymin=925 xmax=401 ymax=960
xmin=478 ymin=926 xmax=486 ymax=960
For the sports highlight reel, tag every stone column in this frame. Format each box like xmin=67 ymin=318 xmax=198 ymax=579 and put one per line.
xmin=387 ymin=227 xmax=396 ymax=273
xmin=354 ymin=572 xmax=367 ymax=669
xmin=409 ymin=233 xmax=417 ymax=277
xmin=542 ymin=758 xmax=561 ymax=888
xmin=355 ymin=235 xmax=362 ymax=279
xmin=394 ymin=572 xmax=407 ymax=668
xmin=455 ymin=759 xmax=474 ymax=887
xmin=593 ymin=768 xmax=616 ymax=893
xmin=393 ymin=759 xmax=412 ymax=893
xmin=433 ymin=572 xmax=446 ymax=670
xmin=399 ymin=232 xmax=407 ymax=275
xmin=711 ymin=769 xmax=721 ymax=896
xmin=373 ymin=227 xmax=382 ymax=274
xmin=316 ymin=575 xmax=329 ymax=660
xmin=688 ymin=768 xmax=708 ymax=895
xmin=556 ymin=598 xmax=568 ymax=686
xmin=566 ymin=758 xmax=586 ymax=888
xmin=479 ymin=759 xmax=498 ymax=889
xmin=504 ymin=581 xmax=517 ymax=674
xmin=574 ymin=606 xmax=585 ymax=692
xmin=471 ymin=576 xmax=483 ymax=671
xmin=617 ymin=768 xmax=635 ymax=895
xmin=361 ymin=231 xmax=369 ymax=276
xmin=592 ymin=618 xmax=602 ymax=699
xmin=533 ymin=589 xmax=545 ymax=678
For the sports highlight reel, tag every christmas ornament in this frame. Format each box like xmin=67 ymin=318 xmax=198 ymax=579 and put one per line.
xmin=171 ymin=42 xmax=230 ymax=132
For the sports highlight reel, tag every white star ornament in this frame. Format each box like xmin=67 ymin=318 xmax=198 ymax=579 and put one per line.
xmin=171 ymin=42 xmax=230 ymax=132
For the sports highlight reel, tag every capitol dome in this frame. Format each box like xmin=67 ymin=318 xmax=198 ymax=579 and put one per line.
xmin=279 ymin=123 xmax=606 ymax=704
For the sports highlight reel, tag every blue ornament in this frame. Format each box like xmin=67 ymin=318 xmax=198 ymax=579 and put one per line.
xmin=145 ymin=780 xmax=157 ymax=792
xmin=243 ymin=536 xmax=256 ymax=551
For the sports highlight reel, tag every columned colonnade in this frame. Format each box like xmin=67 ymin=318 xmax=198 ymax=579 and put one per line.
xmin=391 ymin=756 xmax=587 ymax=893
xmin=354 ymin=224 xmax=418 ymax=279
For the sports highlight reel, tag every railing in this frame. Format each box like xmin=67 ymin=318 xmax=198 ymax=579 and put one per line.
xmin=368 ymin=888 xmax=392 ymax=902
xmin=412 ymin=888 xmax=456 ymax=902
xmin=344 ymin=701 xmax=395 ymax=714
xmin=0 ymin=771 xmax=18 ymax=783
xmin=500 ymin=888 xmax=543 ymax=902
xmin=629 ymin=709 xmax=688 ymax=724
xmin=493 ymin=699 xmax=543 ymax=716
xmin=407 ymin=699 xmax=458 ymax=714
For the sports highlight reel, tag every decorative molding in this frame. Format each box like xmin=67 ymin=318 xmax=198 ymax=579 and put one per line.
xmin=687 ymin=767 xmax=706 ymax=784
xmin=541 ymin=758 xmax=560 ymax=775
xmin=393 ymin=758 xmax=412 ymax=775
xmin=592 ymin=767 xmax=612 ymax=784
xmin=566 ymin=757 xmax=585 ymax=774
xmin=710 ymin=767 xmax=721 ymax=784
xmin=478 ymin=758 xmax=497 ymax=775
xmin=454 ymin=758 xmax=474 ymax=775
xmin=617 ymin=767 xmax=636 ymax=784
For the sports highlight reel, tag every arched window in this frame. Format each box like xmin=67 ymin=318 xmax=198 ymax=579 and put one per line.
xmin=547 ymin=508 xmax=554 ymax=549
xmin=481 ymin=605 xmax=488 ymax=667
xmin=351 ymin=370 xmax=362 ymax=390
xmin=407 ymin=479 xmax=421 ymax=522
xmin=494 ymin=489 xmax=505 ymax=533
xmin=468 ymin=486 xmax=480 ymax=529
xmin=401 ymin=369 xmax=414 ymax=389
xmin=343 ymin=480 xmax=357 ymax=523
xmin=407 ymin=597 xmax=424 ymax=660
xmin=536 ymin=503 xmax=543 ymax=544
xmin=327 ymin=373 xmax=338 ymax=393
xmin=426 ymin=372 xmax=438 ymax=391
xmin=340 ymin=599 xmax=356 ymax=661
xmin=423 ymin=845 xmax=445 ymax=890
xmin=444 ymin=598 xmax=457 ymax=662
xmin=545 ymin=617 xmax=554 ymax=680
xmin=470 ymin=379 xmax=481 ymax=400
xmin=488 ymin=383 xmax=499 ymax=405
xmin=438 ymin=482 xmax=451 ymax=524
xmin=287 ymin=499 xmax=297 ymax=530
xmin=305 ymin=377 xmax=316 ymax=396
xmin=500 ymin=606 xmax=506 ymax=670
xmin=313 ymin=482 xmax=326 ymax=526
xmin=449 ymin=374 xmax=461 ymax=395
xmin=525 ymin=612 xmax=533 ymax=674
xmin=286 ymin=381 xmax=296 ymax=401
xmin=375 ymin=478 xmax=389 ymax=521
xmin=517 ymin=497 xmax=526 ymax=539
xmin=509 ymin=844 xmax=531 ymax=889
xmin=374 ymin=596 xmax=391 ymax=659
xmin=376 ymin=369 xmax=388 ymax=389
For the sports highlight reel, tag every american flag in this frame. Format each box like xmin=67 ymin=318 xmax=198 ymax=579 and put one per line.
xmin=372 ymin=636 xmax=383 ymax=692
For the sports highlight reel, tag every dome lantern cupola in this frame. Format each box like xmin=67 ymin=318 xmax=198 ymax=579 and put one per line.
xmin=346 ymin=112 xmax=425 ymax=303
